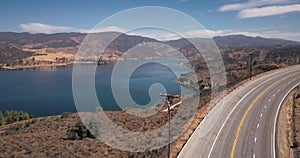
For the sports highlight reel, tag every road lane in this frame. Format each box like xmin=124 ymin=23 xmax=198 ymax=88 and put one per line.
xmin=177 ymin=65 xmax=300 ymax=158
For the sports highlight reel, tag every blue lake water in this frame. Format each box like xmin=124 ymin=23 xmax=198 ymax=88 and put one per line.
xmin=0 ymin=58 xmax=194 ymax=116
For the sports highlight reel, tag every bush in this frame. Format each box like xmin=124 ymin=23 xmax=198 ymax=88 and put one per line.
xmin=87 ymin=119 xmax=100 ymax=138
xmin=0 ymin=112 xmax=5 ymax=126
xmin=67 ymin=121 xmax=96 ymax=140
xmin=4 ymin=110 xmax=30 ymax=124
xmin=61 ymin=112 xmax=72 ymax=119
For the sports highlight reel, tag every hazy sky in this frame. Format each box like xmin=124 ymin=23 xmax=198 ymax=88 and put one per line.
xmin=1 ymin=0 xmax=300 ymax=41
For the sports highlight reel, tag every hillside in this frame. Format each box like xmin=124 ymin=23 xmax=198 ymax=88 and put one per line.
xmin=1 ymin=32 xmax=300 ymax=158
xmin=165 ymin=34 xmax=300 ymax=50
xmin=1 ymin=31 xmax=300 ymax=86
xmin=0 ymin=32 xmax=299 ymax=64
xmin=0 ymin=45 xmax=34 ymax=63
xmin=0 ymin=112 xmax=167 ymax=157
xmin=213 ymin=35 xmax=300 ymax=49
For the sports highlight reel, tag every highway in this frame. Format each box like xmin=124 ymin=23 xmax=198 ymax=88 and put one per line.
xmin=177 ymin=65 xmax=300 ymax=158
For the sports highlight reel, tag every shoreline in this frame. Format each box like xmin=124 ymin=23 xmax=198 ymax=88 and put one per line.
xmin=0 ymin=63 xmax=72 ymax=70
xmin=0 ymin=57 xmax=189 ymax=71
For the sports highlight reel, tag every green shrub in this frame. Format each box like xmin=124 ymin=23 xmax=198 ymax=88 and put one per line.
xmin=0 ymin=111 xmax=5 ymax=126
xmin=61 ymin=112 xmax=72 ymax=119
xmin=67 ymin=121 xmax=96 ymax=140
xmin=4 ymin=110 xmax=30 ymax=124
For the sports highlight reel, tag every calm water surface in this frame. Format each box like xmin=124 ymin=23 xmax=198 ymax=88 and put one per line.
xmin=0 ymin=58 xmax=194 ymax=116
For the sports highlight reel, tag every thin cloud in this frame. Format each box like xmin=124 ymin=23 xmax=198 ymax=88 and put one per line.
xmin=87 ymin=26 xmax=126 ymax=33
xmin=238 ymin=4 xmax=300 ymax=18
xmin=19 ymin=23 xmax=300 ymax=41
xmin=20 ymin=23 xmax=74 ymax=34
xmin=219 ymin=0 xmax=290 ymax=12
xmin=178 ymin=0 xmax=190 ymax=3
xmin=20 ymin=23 xmax=127 ymax=34
xmin=183 ymin=29 xmax=231 ymax=38
xmin=127 ymin=30 xmax=181 ymax=41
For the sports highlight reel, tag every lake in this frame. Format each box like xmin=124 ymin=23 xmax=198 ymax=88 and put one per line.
xmin=0 ymin=58 xmax=195 ymax=116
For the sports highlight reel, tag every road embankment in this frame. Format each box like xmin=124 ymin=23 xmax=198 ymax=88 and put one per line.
xmin=278 ymin=85 xmax=300 ymax=158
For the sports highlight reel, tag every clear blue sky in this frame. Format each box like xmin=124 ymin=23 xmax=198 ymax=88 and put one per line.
xmin=0 ymin=0 xmax=300 ymax=41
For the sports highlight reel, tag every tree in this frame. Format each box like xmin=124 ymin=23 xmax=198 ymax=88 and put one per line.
xmin=0 ymin=111 xmax=5 ymax=126
xmin=67 ymin=121 xmax=96 ymax=140
xmin=5 ymin=110 xmax=30 ymax=124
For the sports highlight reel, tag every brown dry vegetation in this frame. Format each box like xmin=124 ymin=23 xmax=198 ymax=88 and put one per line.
xmin=278 ymin=86 xmax=300 ymax=158
xmin=0 ymin=113 xmax=166 ymax=158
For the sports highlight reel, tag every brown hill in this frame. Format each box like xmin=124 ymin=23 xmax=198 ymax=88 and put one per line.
xmin=0 ymin=112 xmax=167 ymax=158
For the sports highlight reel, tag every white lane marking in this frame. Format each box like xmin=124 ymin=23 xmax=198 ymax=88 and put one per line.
xmin=254 ymin=137 xmax=257 ymax=142
xmin=268 ymin=99 xmax=271 ymax=102
xmin=273 ymin=94 xmax=276 ymax=97
xmin=273 ymin=83 xmax=300 ymax=158
xmin=253 ymin=154 xmax=256 ymax=158
xmin=271 ymin=133 xmax=273 ymax=158
xmin=257 ymin=123 xmax=260 ymax=128
xmin=278 ymin=89 xmax=280 ymax=92
xmin=207 ymin=78 xmax=275 ymax=158
xmin=203 ymin=67 xmax=300 ymax=158
xmin=260 ymin=113 xmax=263 ymax=117
xmin=264 ymin=105 xmax=267 ymax=109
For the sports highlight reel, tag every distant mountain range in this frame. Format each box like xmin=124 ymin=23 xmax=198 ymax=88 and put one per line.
xmin=0 ymin=32 xmax=299 ymax=50
xmin=0 ymin=31 xmax=299 ymax=64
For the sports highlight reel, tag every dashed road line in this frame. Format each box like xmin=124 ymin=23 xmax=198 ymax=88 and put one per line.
xmin=273 ymin=82 xmax=300 ymax=158
xmin=230 ymin=74 xmax=295 ymax=158
xmin=207 ymin=77 xmax=276 ymax=158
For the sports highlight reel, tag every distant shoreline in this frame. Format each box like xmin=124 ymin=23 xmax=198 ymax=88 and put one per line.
xmin=0 ymin=57 xmax=188 ymax=71
xmin=0 ymin=63 xmax=72 ymax=70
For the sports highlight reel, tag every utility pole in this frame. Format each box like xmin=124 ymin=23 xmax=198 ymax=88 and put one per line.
xmin=160 ymin=93 xmax=179 ymax=158
xmin=249 ymin=53 xmax=253 ymax=80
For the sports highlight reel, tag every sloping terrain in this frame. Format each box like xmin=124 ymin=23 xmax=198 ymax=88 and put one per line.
xmin=0 ymin=112 xmax=168 ymax=158
xmin=278 ymin=86 xmax=300 ymax=158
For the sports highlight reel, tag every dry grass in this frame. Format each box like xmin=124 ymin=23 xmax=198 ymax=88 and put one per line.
xmin=0 ymin=113 xmax=165 ymax=158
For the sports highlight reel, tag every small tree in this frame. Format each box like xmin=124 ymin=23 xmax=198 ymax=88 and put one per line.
xmin=5 ymin=110 xmax=30 ymax=124
xmin=18 ymin=111 xmax=30 ymax=120
xmin=61 ymin=112 xmax=72 ymax=119
xmin=67 ymin=121 xmax=96 ymax=140
xmin=5 ymin=110 xmax=19 ymax=124
xmin=0 ymin=111 xmax=5 ymax=126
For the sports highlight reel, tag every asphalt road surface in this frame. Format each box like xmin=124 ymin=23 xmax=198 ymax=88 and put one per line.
xmin=178 ymin=65 xmax=300 ymax=158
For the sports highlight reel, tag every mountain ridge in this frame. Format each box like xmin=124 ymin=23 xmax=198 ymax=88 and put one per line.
xmin=0 ymin=31 xmax=299 ymax=69
xmin=0 ymin=32 xmax=299 ymax=49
